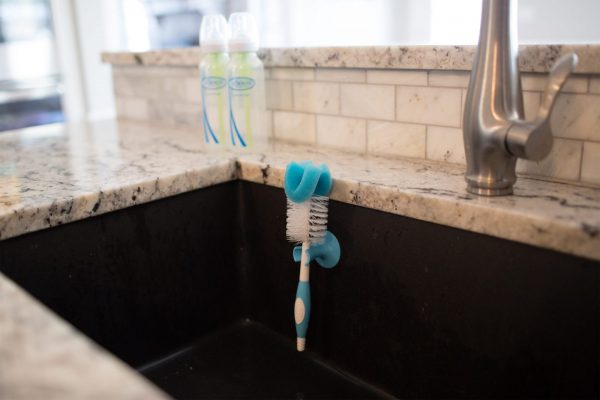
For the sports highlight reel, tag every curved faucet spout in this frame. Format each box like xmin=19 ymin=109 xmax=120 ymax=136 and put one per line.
xmin=463 ymin=0 xmax=578 ymax=196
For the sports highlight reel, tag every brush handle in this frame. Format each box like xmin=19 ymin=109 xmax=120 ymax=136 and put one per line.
xmin=295 ymin=241 xmax=311 ymax=351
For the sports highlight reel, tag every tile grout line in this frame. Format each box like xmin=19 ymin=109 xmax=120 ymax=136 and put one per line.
xmin=365 ymin=118 xmax=369 ymax=154
xmin=585 ymin=76 xmax=590 ymax=93
xmin=578 ymin=141 xmax=585 ymax=182
xmin=393 ymin=83 xmax=397 ymax=121
xmin=463 ymin=89 xmax=468 ymax=128
xmin=313 ymin=94 xmax=319 ymax=146
xmin=424 ymin=125 xmax=429 ymax=159
xmin=337 ymin=82 xmax=341 ymax=116
xmin=271 ymin=109 xmax=275 ymax=140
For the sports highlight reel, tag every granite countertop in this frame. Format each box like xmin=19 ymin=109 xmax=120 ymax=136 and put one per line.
xmin=1 ymin=119 xmax=599 ymax=259
xmin=0 ymin=119 xmax=599 ymax=397
xmin=0 ymin=271 xmax=168 ymax=399
xmin=102 ymin=44 xmax=600 ymax=74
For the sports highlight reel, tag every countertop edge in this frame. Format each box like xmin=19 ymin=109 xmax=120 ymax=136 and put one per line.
xmin=0 ymin=161 xmax=238 ymax=243
xmin=1 ymin=120 xmax=598 ymax=262
xmin=1 ymin=153 xmax=599 ymax=261
xmin=0 ymin=271 xmax=168 ymax=399
xmin=236 ymin=158 xmax=600 ymax=262
xmin=101 ymin=45 xmax=600 ymax=74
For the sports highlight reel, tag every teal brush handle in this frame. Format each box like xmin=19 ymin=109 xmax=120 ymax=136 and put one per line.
xmin=294 ymin=242 xmax=311 ymax=351
xmin=293 ymin=232 xmax=341 ymax=351
xmin=295 ymin=281 xmax=310 ymax=352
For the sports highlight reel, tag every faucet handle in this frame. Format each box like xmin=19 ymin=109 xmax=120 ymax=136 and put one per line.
xmin=506 ymin=53 xmax=579 ymax=161
xmin=539 ymin=53 xmax=579 ymax=121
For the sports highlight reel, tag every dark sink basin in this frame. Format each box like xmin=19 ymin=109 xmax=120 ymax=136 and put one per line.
xmin=0 ymin=181 xmax=598 ymax=399
xmin=140 ymin=320 xmax=382 ymax=399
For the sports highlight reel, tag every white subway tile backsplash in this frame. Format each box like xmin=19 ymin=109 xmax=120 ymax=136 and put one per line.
xmin=523 ymin=91 xmax=541 ymax=120
xmin=522 ymin=73 xmax=588 ymax=93
xmin=316 ymin=68 xmax=366 ymax=83
xmin=266 ymin=80 xmax=293 ymax=110
xmin=428 ymin=71 xmax=470 ymax=88
xmin=116 ymin=97 xmax=148 ymax=120
xmin=589 ymin=76 xmax=600 ymax=94
xmin=171 ymin=101 xmax=199 ymax=115
xmin=564 ymin=76 xmax=589 ymax=93
xmin=426 ymin=126 xmax=465 ymax=164
xmin=112 ymin=66 xmax=139 ymax=77
xmin=551 ymin=94 xmax=600 ymax=141
xmin=340 ymin=84 xmax=395 ymax=120
xmin=396 ymin=86 xmax=462 ymax=127
xmin=115 ymin=66 xmax=194 ymax=78
xmin=273 ymin=111 xmax=316 ymax=144
xmin=112 ymin=76 xmax=136 ymax=96
xmin=160 ymin=66 xmax=198 ymax=77
xmin=147 ymin=99 xmax=175 ymax=124
xmin=367 ymin=70 xmax=427 ymax=86
xmin=172 ymin=102 xmax=202 ymax=127
xmin=521 ymin=73 xmax=548 ymax=91
xmin=162 ymin=76 xmax=188 ymax=100
xmin=264 ymin=110 xmax=273 ymax=138
xmin=110 ymin=64 xmax=600 ymax=187
xmin=516 ymin=138 xmax=582 ymax=181
xmin=589 ymin=78 xmax=600 ymax=94
xmin=124 ymin=77 xmax=163 ymax=100
xmin=367 ymin=121 xmax=426 ymax=158
xmin=581 ymin=141 xmax=600 ymax=184
xmin=461 ymin=89 xmax=467 ymax=125
xmin=317 ymin=115 xmax=366 ymax=152
xmin=184 ymin=77 xmax=202 ymax=104
xmin=271 ymin=67 xmax=315 ymax=81
xmin=293 ymin=82 xmax=339 ymax=115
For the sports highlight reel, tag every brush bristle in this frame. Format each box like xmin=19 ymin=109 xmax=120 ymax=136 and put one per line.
xmin=286 ymin=200 xmax=310 ymax=243
xmin=286 ymin=196 xmax=329 ymax=244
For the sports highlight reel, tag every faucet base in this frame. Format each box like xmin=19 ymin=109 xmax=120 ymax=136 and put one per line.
xmin=466 ymin=185 xmax=513 ymax=196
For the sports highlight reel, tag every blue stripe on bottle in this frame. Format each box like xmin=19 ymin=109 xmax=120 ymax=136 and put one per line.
xmin=201 ymin=86 xmax=220 ymax=144
xmin=202 ymin=105 xmax=220 ymax=144
xmin=228 ymin=85 xmax=248 ymax=148
xmin=202 ymin=111 xmax=209 ymax=143
xmin=229 ymin=108 xmax=247 ymax=147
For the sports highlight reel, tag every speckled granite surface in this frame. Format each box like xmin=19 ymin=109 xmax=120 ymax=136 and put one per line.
xmin=0 ymin=121 xmax=237 ymax=241
xmin=0 ymin=271 xmax=167 ymax=399
xmin=102 ymin=45 xmax=600 ymax=74
xmin=238 ymin=149 xmax=600 ymax=262
xmin=1 ymin=119 xmax=598 ymax=260
xmin=1 ymin=119 xmax=599 ymax=397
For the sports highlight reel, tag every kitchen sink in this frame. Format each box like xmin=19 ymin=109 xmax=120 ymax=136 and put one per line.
xmin=140 ymin=320 xmax=380 ymax=399
xmin=0 ymin=181 xmax=598 ymax=399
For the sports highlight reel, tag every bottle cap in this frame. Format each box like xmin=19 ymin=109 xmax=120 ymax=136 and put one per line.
xmin=200 ymin=14 xmax=228 ymax=53
xmin=228 ymin=12 xmax=259 ymax=52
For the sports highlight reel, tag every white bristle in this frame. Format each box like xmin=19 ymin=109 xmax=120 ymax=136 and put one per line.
xmin=286 ymin=196 xmax=329 ymax=244
xmin=286 ymin=200 xmax=310 ymax=243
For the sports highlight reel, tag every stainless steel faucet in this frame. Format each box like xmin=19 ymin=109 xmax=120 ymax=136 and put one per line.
xmin=463 ymin=0 xmax=578 ymax=196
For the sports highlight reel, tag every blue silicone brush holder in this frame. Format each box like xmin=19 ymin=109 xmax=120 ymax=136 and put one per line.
xmin=284 ymin=161 xmax=333 ymax=203
xmin=293 ymin=231 xmax=341 ymax=269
